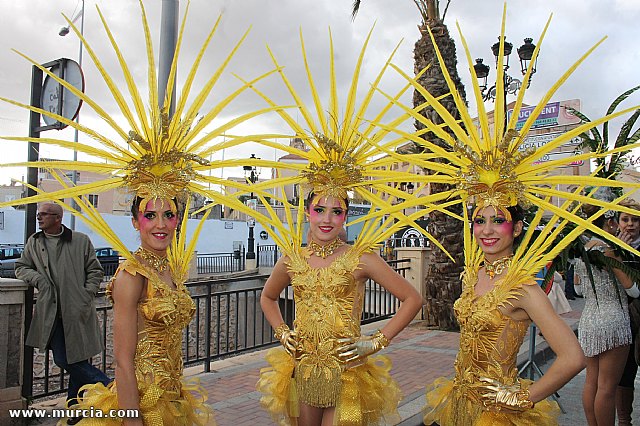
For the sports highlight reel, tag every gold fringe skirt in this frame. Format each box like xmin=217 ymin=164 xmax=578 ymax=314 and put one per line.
xmin=256 ymin=348 xmax=402 ymax=426
xmin=423 ymin=376 xmax=561 ymax=426
xmin=60 ymin=377 xmax=214 ymax=425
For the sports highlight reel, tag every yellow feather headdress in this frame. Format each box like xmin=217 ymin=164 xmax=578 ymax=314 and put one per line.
xmin=0 ymin=1 xmax=282 ymax=212
xmin=236 ymin=26 xmax=458 ymax=256
xmin=0 ymin=1 xmax=282 ymax=265
xmin=377 ymin=4 xmax=640 ymax=274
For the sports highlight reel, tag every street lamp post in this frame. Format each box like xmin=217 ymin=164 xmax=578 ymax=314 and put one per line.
xmin=243 ymin=154 xmax=260 ymax=267
xmin=398 ymin=182 xmax=415 ymax=216
xmin=59 ymin=0 xmax=85 ymax=230
xmin=473 ymin=36 xmax=538 ymax=128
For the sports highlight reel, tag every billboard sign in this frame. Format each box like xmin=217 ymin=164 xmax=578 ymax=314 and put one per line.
xmin=508 ymin=99 xmax=581 ymax=130
xmin=520 ymin=132 xmax=584 ymax=167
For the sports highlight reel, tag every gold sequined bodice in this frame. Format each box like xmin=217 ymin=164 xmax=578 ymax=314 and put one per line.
xmin=285 ymin=246 xmax=364 ymax=406
xmin=108 ymin=259 xmax=196 ymax=397
xmin=452 ymin=267 xmax=531 ymax=403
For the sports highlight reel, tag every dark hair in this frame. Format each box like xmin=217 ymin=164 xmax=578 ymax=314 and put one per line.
xmin=581 ymin=204 xmax=607 ymax=229
xmin=304 ymin=192 xmax=350 ymax=211
xmin=130 ymin=197 xmax=180 ymax=219
xmin=507 ymin=205 xmax=525 ymax=223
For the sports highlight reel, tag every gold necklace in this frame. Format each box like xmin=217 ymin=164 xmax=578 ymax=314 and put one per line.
xmin=484 ymin=255 xmax=513 ymax=279
xmin=135 ymin=247 xmax=169 ymax=272
xmin=308 ymin=239 xmax=343 ymax=259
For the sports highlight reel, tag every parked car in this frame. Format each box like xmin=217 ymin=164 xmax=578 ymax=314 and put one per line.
xmin=0 ymin=244 xmax=24 ymax=278
xmin=95 ymin=247 xmax=121 ymax=277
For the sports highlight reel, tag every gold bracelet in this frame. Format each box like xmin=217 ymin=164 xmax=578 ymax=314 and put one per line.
xmin=273 ymin=323 xmax=290 ymax=341
xmin=373 ymin=330 xmax=390 ymax=349
xmin=517 ymin=389 xmax=534 ymax=409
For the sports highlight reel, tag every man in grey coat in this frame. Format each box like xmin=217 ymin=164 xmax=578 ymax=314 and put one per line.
xmin=16 ymin=202 xmax=110 ymax=411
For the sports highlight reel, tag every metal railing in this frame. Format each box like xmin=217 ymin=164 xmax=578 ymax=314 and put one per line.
xmin=256 ymin=244 xmax=280 ymax=268
xmin=101 ymin=251 xmax=248 ymax=282
xmin=26 ymin=259 xmax=408 ymax=400
xmin=102 ymin=263 xmax=118 ymax=280
xmin=197 ymin=249 xmax=246 ymax=274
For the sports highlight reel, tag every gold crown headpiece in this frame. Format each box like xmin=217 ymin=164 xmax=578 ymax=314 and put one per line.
xmin=454 ymin=130 xmax=534 ymax=221
xmin=300 ymin=133 xmax=364 ymax=200
xmin=123 ymin=119 xmax=210 ymax=213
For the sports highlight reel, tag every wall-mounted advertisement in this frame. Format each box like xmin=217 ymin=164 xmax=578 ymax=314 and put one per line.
xmin=508 ymin=99 xmax=581 ymax=130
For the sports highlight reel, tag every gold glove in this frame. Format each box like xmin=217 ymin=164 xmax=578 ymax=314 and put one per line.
xmin=273 ymin=323 xmax=297 ymax=357
xmin=335 ymin=330 xmax=390 ymax=363
xmin=478 ymin=377 xmax=534 ymax=411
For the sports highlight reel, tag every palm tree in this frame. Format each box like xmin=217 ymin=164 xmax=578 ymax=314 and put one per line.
xmin=353 ymin=0 xmax=466 ymax=329
xmin=568 ymin=85 xmax=640 ymax=186
xmin=543 ymin=88 xmax=640 ymax=302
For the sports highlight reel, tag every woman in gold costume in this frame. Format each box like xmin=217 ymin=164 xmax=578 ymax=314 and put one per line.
xmin=369 ymin=6 xmax=640 ymax=425
xmin=257 ymin=191 xmax=423 ymax=425
xmin=70 ymin=197 xmax=211 ymax=425
xmin=0 ymin=2 xmax=281 ymax=424
xmin=423 ymin=204 xmax=585 ymax=425
xmin=241 ymin=24 xmax=451 ymax=426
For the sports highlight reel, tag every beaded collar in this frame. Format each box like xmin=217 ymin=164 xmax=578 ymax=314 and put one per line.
xmin=134 ymin=247 xmax=169 ymax=272
xmin=483 ymin=255 xmax=513 ymax=279
xmin=308 ymin=238 xmax=343 ymax=259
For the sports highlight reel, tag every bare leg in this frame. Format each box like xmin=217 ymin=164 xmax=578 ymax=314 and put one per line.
xmin=583 ymin=356 xmax=599 ymax=426
xmin=594 ymin=345 xmax=630 ymax=426
xmin=321 ymin=407 xmax=336 ymax=426
xmin=299 ymin=403 xmax=324 ymax=426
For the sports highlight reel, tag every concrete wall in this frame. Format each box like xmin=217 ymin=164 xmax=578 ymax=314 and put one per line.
xmin=0 ymin=279 xmax=27 ymax=423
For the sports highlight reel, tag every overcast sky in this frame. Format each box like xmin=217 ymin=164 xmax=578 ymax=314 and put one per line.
xmin=0 ymin=0 xmax=638 ymax=185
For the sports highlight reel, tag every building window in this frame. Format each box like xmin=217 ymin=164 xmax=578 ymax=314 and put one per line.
xmin=87 ymin=194 xmax=99 ymax=208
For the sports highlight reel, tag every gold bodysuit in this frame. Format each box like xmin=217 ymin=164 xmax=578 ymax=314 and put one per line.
xmin=256 ymin=246 xmax=401 ymax=426
xmin=423 ymin=267 xmax=561 ymax=426
xmin=71 ymin=259 xmax=212 ymax=425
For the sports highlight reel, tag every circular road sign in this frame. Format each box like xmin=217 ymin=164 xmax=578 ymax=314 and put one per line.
xmin=41 ymin=58 xmax=84 ymax=128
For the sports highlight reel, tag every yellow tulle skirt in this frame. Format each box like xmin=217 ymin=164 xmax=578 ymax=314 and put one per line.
xmin=423 ymin=376 xmax=561 ymax=426
xmin=256 ymin=347 xmax=402 ymax=426
xmin=60 ymin=377 xmax=214 ymax=425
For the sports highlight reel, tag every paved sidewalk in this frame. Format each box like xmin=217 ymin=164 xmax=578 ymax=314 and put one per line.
xmin=32 ymin=298 xmax=585 ymax=425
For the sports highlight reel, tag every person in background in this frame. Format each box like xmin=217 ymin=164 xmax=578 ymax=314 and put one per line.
xmin=384 ymin=239 xmax=395 ymax=261
xmin=548 ymin=270 xmax=572 ymax=316
xmin=565 ymin=261 xmax=578 ymax=300
xmin=16 ymin=202 xmax=109 ymax=423
xmin=575 ymin=202 xmax=638 ymax=426
xmin=615 ymin=198 xmax=640 ymax=425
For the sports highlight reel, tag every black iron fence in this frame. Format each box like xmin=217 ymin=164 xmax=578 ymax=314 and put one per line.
xmin=26 ymin=259 xmax=409 ymax=400
xmin=102 ymin=263 xmax=118 ymax=280
xmin=197 ymin=249 xmax=246 ymax=274
xmin=102 ymin=250 xmax=248 ymax=282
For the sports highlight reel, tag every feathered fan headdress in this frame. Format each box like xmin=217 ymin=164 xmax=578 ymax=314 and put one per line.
xmin=376 ymin=4 xmax=640 ymax=276
xmin=234 ymin=26 xmax=461 ymax=257
xmin=0 ymin=1 xmax=281 ymax=267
